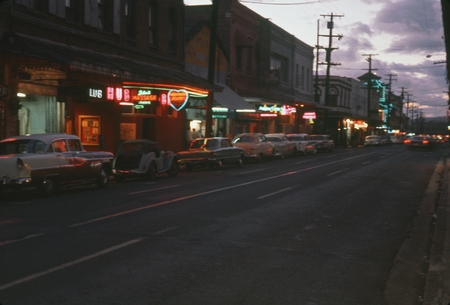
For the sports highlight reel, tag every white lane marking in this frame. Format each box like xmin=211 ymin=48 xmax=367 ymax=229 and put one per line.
xmin=240 ymin=168 xmax=265 ymax=174
xmin=128 ymin=184 xmax=181 ymax=195
xmin=0 ymin=233 xmax=45 ymax=246
xmin=70 ymin=152 xmax=378 ymax=228
xmin=362 ymin=161 xmax=371 ymax=164
xmin=0 ymin=238 xmax=143 ymax=291
xmin=327 ymin=168 xmax=348 ymax=176
xmin=257 ymin=187 xmax=292 ymax=199
xmin=294 ymin=160 xmax=310 ymax=164
xmin=149 ymin=226 xmax=178 ymax=235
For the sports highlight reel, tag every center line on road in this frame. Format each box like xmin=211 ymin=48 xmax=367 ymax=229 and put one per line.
xmin=71 ymin=152 xmax=378 ymax=228
xmin=327 ymin=168 xmax=348 ymax=176
xmin=258 ymin=187 xmax=292 ymax=199
xmin=129 ymin=184 xmax=181 ymax=195
xmin=0 ymin=238 xmax=143 ymax=291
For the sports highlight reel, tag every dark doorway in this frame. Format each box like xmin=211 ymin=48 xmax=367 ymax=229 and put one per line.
xmin=143 ymin=118 xmax=156 ymax=140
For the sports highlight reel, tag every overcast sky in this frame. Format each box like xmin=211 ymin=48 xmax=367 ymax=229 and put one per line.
xmin=184 ymin=0 xmax=448 ymax=118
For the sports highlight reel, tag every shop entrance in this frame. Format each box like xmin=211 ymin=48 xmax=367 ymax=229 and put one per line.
xmin=143 ymin=118 xmax=156 ymax=140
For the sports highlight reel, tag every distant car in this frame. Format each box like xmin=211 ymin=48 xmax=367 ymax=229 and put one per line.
xmin=0 ymin=133 xmax=114 ymax=195
xmin=112 ymin=139 xmax=179 ymax=181
xmin=404 ymin=135 xmax=435 ymax=150
xmin=310 ymin=134 xmax=334 ymax=152
xmin=177 ymin=137 xmax=245 ymax=171
xmin=286 ymin=133 xmax=317 ymax=155
xmin=379 ymin=135 xmax=393 ymax=145
xmin=232 ymin=133 xmax=274 ymax=163
xmin=264 ymin=133 xmax=296 ymax=158
xmin=364 ymin=135 xmax=381 ymax=147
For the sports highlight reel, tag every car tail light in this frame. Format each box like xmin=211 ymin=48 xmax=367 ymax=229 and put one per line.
xmin=404 ymin=140 xmax=411 ymax=144
xmin=17 ymin=158 xmax=24 ymax=169
xmin=423 ymin=140 xmax=429 ymax=144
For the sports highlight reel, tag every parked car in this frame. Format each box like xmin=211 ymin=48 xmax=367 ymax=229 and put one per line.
xmin=112 ymin=139 xmax=179 ymax=181
xmin=264 ymin=133 xmax=296 ymax=158
xmin=310 ymin=134 xmax=334 ymax=152
xmin=379 ymin=135 xmax=393 ymax=145
xmin=364 ymin=135 xmax=381 ymax=147
xmin=404 ymin=135 xmax=435 ymax=150
xmin=0 ymin=133 xmax=114 ymax=195
xmin=286 ymin=133 xmax=317 ymax=155
xmin=232 ymin=133 xmax=274 ymax=162
xmin=177 ymin=137 xmax=245 ymax=171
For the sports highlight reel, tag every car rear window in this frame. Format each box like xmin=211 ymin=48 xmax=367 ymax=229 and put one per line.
xmin=0 ymin=139 xmax=47 ymax=155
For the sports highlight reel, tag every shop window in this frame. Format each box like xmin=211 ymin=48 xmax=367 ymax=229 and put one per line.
xmin=121 ymin=103 xmax=157 ymax=115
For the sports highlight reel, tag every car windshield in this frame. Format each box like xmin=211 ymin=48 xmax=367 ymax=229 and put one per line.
xmin=0 ymin=139 xmax=47 ymax=155
xmin=190 ymin=139 xmax=205 ymax=149
xmin=233 ymin=136 xmax=255 ymax=143
xmin=118 ymin=143 xmax=144 ymax=153
xmin=203 ymin=139 xmax=219 ymax=150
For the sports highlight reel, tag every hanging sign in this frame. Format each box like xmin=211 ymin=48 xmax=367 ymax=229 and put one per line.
xmin=302 ymin=112 xmax=316 ymax=119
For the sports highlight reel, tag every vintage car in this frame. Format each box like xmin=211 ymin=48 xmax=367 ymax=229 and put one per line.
xmin=264 ymin=133 xmax=296 ymax=158
xmin=310 ymin=134 xmax=334 ymax=152
xmin=0 ymin=133 xmax=114 ymax=195
xmin=232 ymin=133 xmax=274 ymax=163
xmin=364 ymin=135 xmax=381 ymax=147
xmin=286 ymin=133 xmax=317 ymax=155
xmin=177 ymin=137 xmax=245 ymax=171
xmin=112 ymin=139 xmax=179 ymax=181
xmin=404 ymin=135 xmax=435 ymax=150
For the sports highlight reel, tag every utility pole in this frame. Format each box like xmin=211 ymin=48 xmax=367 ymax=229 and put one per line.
xmin=319 ymin=13 xmax=343 ymax=106
xmin=206 ymin=0 xmax=219 ymax=137
xmin=385 ymin=73 xmax=397 ymax=126
xmin=362 ymin=54 xmax=378 ymax=119
xmin=399 ymin=87 xmax=408 ymax=130
xmin=405 ymin=93 xmax=412 ymax=131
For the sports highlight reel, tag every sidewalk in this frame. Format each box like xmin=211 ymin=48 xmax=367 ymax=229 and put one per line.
xmin=423 ymin=151 xmax=450 ymax=304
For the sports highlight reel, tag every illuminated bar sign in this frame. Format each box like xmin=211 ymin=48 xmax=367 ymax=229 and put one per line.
xmin=302 ymin=112 xmax=316 ymax=119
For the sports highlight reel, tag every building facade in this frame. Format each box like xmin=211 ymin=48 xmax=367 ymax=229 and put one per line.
xmin=0 ymin=0 xmax=213 ymax=153
xmin=186 ymin=0 xmax=316 ymax=137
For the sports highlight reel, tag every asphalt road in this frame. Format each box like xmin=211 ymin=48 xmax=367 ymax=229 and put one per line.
xmin=0 ymin=143 xmax=446 ymax=305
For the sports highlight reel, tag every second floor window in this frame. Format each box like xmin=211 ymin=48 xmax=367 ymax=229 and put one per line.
xmin=98 ymin=0 xmax=113 ymax=32
xmin=148 ymin=3 xmax=158 ymax=45
xmin=34 ymin=0 xmax=48 ymax=13
xmin=168 ymin=8 xmax=177 ymax=52
xmin=66 ymin=0 xmax=84 ymax=24
xmin=125 ymin=0 xmax=136 ymax=40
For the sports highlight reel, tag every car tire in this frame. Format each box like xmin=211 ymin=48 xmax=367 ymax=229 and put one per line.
xmin=167 ymin=161 xmax=179 ymax=177
xmin=39 ymin=177 xmax=59 ymax=196
xmin=147 ymin=163 xmax=157 ymax=180
xmin=237 ymin=155 xmax=244 ymax=167
xmin=96 ymin=168 xmax=109 ymax=188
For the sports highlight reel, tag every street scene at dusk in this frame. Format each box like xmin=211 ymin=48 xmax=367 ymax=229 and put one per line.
xmin=0 ymin=0 xmax=450 ymax=304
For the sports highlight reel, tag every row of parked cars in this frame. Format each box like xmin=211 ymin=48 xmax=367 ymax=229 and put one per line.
xmin=0 ymin=133 xmax=334 ymax=196
xmin=177 ymin=133 xmax=334 ymax=171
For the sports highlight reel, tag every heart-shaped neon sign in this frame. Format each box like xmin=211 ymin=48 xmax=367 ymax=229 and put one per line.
xmin=168 ymin=89 xmax=189 ymax=111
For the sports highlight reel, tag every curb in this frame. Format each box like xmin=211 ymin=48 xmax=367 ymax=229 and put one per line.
xmin=423 ymin=153 xmax=450 ymax=304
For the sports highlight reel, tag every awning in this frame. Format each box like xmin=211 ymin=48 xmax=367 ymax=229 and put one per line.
xmin=214 ymin=85 xmax=255 ymax=110
xmin=0 ymin=34 xmax=218 ymax=90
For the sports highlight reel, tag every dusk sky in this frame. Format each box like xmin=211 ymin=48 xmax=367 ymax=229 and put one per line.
xmin=184 ymin=0 xmax=448 ymax=118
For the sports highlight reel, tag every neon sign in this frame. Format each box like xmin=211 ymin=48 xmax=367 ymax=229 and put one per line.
xmin=258 ymin=104 xmax=282 ymax=113
xmin=168 ymin=89 xmax=189 ymax=111
xmin=302 ymin=112 xmax=316 ymax=119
